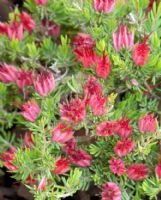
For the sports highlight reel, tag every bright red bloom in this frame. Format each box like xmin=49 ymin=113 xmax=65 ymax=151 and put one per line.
xmin=7 ymin=22 xmax=23 ymax=41
xmin=93 ymin=0 xmax=116 ymax=13
xmin=53 ymin=157 xmax=70 ymax=175
xmin=138 ymin=114 xmax=157 ymax=133
xmin=0 ymin=147 xmax=16 ymax=162
xmin=112 ymin=25 xmax=134 ymax=52
xmin=95 ymin=52 xmax=111 ymax=79
xmin=16 ymin=69 xmax=34 ymax=89
xmin=34 ymin=71 xmax=55 ymax=97
xmin=102 ymin=182 xmax=121 ymax=200
xmin=0 ymin=147 xmax=17 ymax=171
xmin=96 ymin=121 xmax=115 ymax=136
xmin=127 ymin=164 xmax=149 ymax=181
xmin=73 ymin=47 xmax=96 ymax=68
xmin=20 ymin=12 xmax=35 ymax=32
xmin=0 ymin=22 xmax=8 ymax=35
xmin=114 ymin=138 xmax=134 ymax=157
xmin=38 ymin=176 xmax=46 ymax=191
xmin=155 ymin=163 xmax=161 ymax=178
xmin=109 ymin=157 xmax=126 ymax=176
xmin=35 ymin=0 xmax=47 ymax=5
xmin=24 ymin=131 xmax=34 ymax=148
xmin=63 ymin=138 xmax=77 ymax=154
xmin=60 ymin=97 xmax=86 ymax=123
xmin=72 ymin=33 xmax=95 ymax=49
xmin=41 ymin=19 xmax=60 ymax=37
xmin=0 ymin=63 xmax=17 ymax=83
xmin=52 ymin=123 xmax=74 ymax=144
xmin=26 ymin=175 xmax=36 ymax=185
xmin=21 ymin=100 xmax=40 ymax=122
xmin=89 ymin=94 xmax=107 ymax=116
xmin=3 ymin=161 xmax=17 ymax=171
xmin=69 ymin=148 xmax=92 ymax=167
xmin=83 ymin=76 xmax=102 ymax=105
xmin=132 ymin=42 xmax=150 ymax=66
xmin=114 ymin=116 xmax=133 ymax=138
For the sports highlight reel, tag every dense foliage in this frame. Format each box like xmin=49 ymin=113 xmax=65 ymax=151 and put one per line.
xmin=0 ymin=0 xmax=161 ymax=199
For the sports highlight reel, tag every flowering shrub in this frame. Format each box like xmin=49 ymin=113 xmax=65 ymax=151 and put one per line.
xmin=0 ymin=0 xmax=161 ymax=199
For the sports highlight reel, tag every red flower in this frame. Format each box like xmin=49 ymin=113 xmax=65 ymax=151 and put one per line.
xmin=112 ymin=25 xmax=134 ymax=52
xmin=63 ymin=138 xmax=77 ymax=154
xmin=109 ymin=157 xmax=126 ymax=176
xmin=3 ymin=162 xmax=17 ymax=171
xmin=21 ymin=100 xmax=40 ymax=122
xmin=73 ymin=47 xmax=96 ymax=68
xmin=41 ymin=19 xmax=60 ymax=37
xmin=24 ymin=131 xmax=34 ymax=148
xmin=96 ymin=121 xmax=115 ymax=136
xmin=95 ymin=52 xmax=111 ymax=79
xmin=114 ymin=116 xmax=133 ymax=138
xmin=89 ymin=94 xmax=107 ymax=116
xmin=146 ymin=0 xmax=155 ymax=13
xmin=101 ymin=182 xmax=121 ymax=200
xmin=155 ymin=163 xmax=161 ymax=178
xmin=127 ymin=164 xmax=149 ymax=181
xmin=35 ymin=0 xmax=47 ymax=5
xmin=26 ymin=175 xmax=36 ymax=185
xmin=138 ymin=114 xmax=157 ymax=133
xmin=7 ymin=22 xmax=23 ymax=41
xmin=53 ymin=157 xmax=70 ymax=174
xmin=83 ymin=76 xmax=102 ymax=105
xmin=0 ymin=22 xmax=8 ymax=35
xmin=0 ymin=147 xmax=17 ymax=171
xmin=37 ymin=176 xmax=46 ymax=191
xmin=93 ymin=0 xmax=116 ymax=13
xmin=20 ymin=12 xmax=35 ymax=32
xmin=114 ymin=138 xmax=134 ymax=157
xmin=0 ymin=63 xmax=17 ymax=83
xmin=60 ymin=97 xmax=86 ymax=123
xmin=34 ymin=71 xmax=55 ymax=97
xmin=69 ymin=148 xmax=92 ymax=167
xmin=72 ymin=33 xmax=95 ymax=49
xmin=52 ymin=123 xmax=74 ymax=144
xmin=132 ymin=42 xmax=150 ymax=66
xmin=16 ymin=69 xmax=34 ymax=89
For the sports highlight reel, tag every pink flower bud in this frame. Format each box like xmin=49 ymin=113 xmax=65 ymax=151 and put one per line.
xmin=16 ymin=69 xmax=34 ymax=89
xmin=34 ymin=71 xmax=55 ymax=97
xmin=60 ymin=97 xmax=86 ymax=123
xmin=52 ymin=123 xmax=74 ymax=144
xmin=0 ymin=63 xmax=17 ymax=83
xmin=53 ymin=157 xmax=70 ymax=175
xmin=101 ymin=182 xmax=121 ymax=200
xmin=114 ymin=116 xmax=133 ymax=138
xmin=127 ymin=164 xmax=149 ymax=181
xmin=114 ymin=138 xmax=134 ymax=157
xmin=155 ymin=163 xmax=161 ymax=178
xmin=7 ymin=22 xmax=23 ymax=41
xmin=138 ymin=114 xmax=157 ymax=133
xmin=38 ymin=177 xmax=46 ymax=191
xmin=21 ymin=100 xmax=40 ymax=122
xmin=131 ymin=79 xmax=139 ymax=86
xmin=24 ymin=131 xmax=34 ymax=148
xmin=109 ymin=157 xmax=126 ymax=176
xmin=96 ymin=121 xmax=115 ymax=136
xmin=20 ymin=12 xmax=35 ymax=32
xmin=0 ymin=22 xmax=8 ymax=35
xmin=93 ymin=0 xmax=116 ymax=13
xmin=35 ymin=0 xmax=47 ymax=6
xmin=41 ymin=19 xmax=60 ymax=38
xmin=112 ymin=25 xmax=134 ymax=52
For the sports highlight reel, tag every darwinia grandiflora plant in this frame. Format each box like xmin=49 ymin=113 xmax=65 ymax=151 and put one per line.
xmin=0 ymin=0 xmax=161 ymax=199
